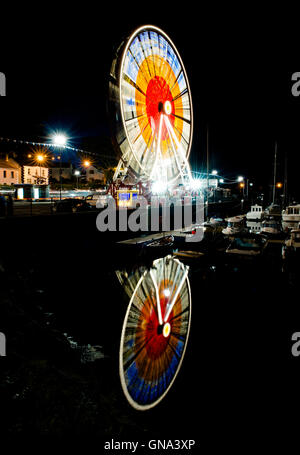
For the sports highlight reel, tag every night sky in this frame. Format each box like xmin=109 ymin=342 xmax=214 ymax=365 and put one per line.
xmin=1 ymin=5 xmax=300 ymax=198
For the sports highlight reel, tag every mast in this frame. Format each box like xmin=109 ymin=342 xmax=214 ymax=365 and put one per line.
xmin=206 ymin=125 xmax=209 ymax=220
xmin=272 ymin=141 xmax=277 ymax=204
xmin=283 ymin=152 xmax=288 ymax=207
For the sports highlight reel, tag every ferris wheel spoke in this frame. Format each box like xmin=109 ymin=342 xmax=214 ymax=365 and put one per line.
xmin=165 ymin=116 xmax=186 ymax=179
xmin=133 ymin=121 xmax=151 ymax=145
xmin=123 ymin=334 xmax=156 ymax=372
xmin=123 ymin=73 xmax=148 ymax=98
xmin=165 ymin=115 xmax=192 ymax=180
xmin=168 ymin=306 xmax=189 ymax=322
xmin=164 ymin=268 xmax=189 ymax=323
xmin=138 ymin=36 xmax=154 ymax=80
xmin=129 ymin=48 xmax=150 ymax=87
xmin=149 ymin=270 xmax=163 ymax=325
xmin=150 ymin=113 xmax=164 ymax=180
xmin=171 ymin=113 xmax=191 ymax=124
xmin=172 ymin=88 xmax=188 ymax=102
xmin=170 ymin=69 xmax=183 ymax=92
xmin=140 ymin=132 xmax=155 ymax=166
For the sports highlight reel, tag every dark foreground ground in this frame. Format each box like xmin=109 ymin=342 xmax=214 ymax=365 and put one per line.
xmin=0 ymin=212 xmax=300 ymax=451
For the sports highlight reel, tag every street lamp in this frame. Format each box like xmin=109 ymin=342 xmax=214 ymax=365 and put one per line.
xmin=34 ymin=153 xmax=46 ymax=184
xmin=37 ymin=154 xmax=44 ymax=184
xmin=52 ymin=134 xmax=67 ymax=147
xmin=74 ymin=170 xmax=80 ymax=189
xmin=83 ymin=160 xmax=91 ymax=168
xmin=52 ymin=133 xmax=67 ymax=200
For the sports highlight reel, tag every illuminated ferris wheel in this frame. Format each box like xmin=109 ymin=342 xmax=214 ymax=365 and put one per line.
xmin=109 ymin=25 xmax=193 ymax=187
xmin=118 ymin=255 xmax=191 ymax=410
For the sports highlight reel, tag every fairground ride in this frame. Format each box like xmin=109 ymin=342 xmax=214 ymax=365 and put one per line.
xmin=108 ymin=25 xmax=194 ymax=203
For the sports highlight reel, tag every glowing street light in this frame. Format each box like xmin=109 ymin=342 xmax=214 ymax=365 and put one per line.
xmin=74 ymin=170 xmax=80 ymax=189
xmin=52 ymin=133 xmax=67 ymax=147
xmin=83 ymin=160 xmax=91 ymax=168
xmin=34 ymin=153 xmax=46 ymax=184
xmin=276 ymin=182 xmax=283 ymax=189
xmin=211 ymin=170 xmax=218 ymax=175
xmin=36 ymin=154 xmax=45 ymax=162
xmin=52 ymin=133 xmax=68 ymax=200
xmin=237 ymin=176 xmax=244 ymax=182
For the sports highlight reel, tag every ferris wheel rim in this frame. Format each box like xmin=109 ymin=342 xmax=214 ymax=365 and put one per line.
xmin=119 ymin=256 xmax=192 ymax=411
xmin=118 ymin=25 xmax=194 ymax=185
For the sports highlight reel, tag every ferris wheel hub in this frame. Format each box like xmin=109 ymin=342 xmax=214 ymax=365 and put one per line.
xmin=163 ymin=322 xmax=171 ymax=338
xmin=163 ymin=100 xmax=172 ymax=115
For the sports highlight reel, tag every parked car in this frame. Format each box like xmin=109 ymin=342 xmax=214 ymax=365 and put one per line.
xmin=53 ymin=198 xmax=92 ymax=213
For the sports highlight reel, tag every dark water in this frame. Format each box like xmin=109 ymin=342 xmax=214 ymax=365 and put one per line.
xmin=0 ymin=213 xmax=299 ymax=450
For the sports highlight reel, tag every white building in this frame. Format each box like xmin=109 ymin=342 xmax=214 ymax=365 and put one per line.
xmin=85 ymin=165 xmax=104 ymax=182
xmin=49 ymin=162 xmax=73 ymax=182
xmin=23 ymin=165 xmax=49 ymax=185
xmin=0 ymin=158 xmax=21 ymax=185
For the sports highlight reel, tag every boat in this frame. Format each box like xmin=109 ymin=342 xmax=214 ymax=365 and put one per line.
xmin=284 ymin=229 xmax=300 ymax=251
xmin=172 ymin=224 xmax=205 ymax=243
xmin=282 ymin=204 xmax=300 ymax=222
xmin=222 ymin=215 xmax=246 ymax=236
xmin=260 ymin=217 xmax=287 ymax=243
xmin=246 ymin=220 xmax=263 ymax=234
xmin=147 ymin=234 xmax=174 ymax=248
xmin=173 ymin=250 xmax=205 ymax=260
xmin=226 ymin=234 xmax=267 ymax=257
xmin=265 ymin=203 xmax=281 ymax=217
xmin=246 ymin=204 xmax=265 ymax=220
xmin=209 ymin=216 xmax=224 ymax=225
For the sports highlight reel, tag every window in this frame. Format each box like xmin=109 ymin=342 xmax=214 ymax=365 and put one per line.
xmin=89 ymin=170 xmax=94 ymax=175
xmin=11 ymin=171 xmax=14 ymax=178
xmin=3 ymin=170 xmax=6 ymax=178
xmin=28 ymin=168 xmax=31 ymax=175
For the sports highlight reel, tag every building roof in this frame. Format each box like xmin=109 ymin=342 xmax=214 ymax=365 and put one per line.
xmin=0 ymin=158 xmax=20 ymax=170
